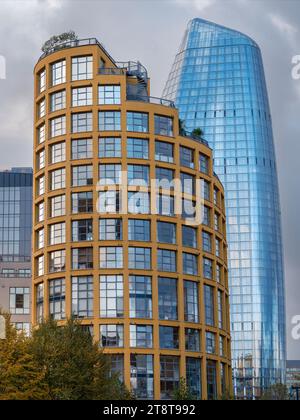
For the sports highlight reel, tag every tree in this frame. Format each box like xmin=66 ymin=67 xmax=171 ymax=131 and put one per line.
xmin=29 ymin=319 xmax=131 ymax=400
xmin=173 ymin=378 xmax=196 ymax=400
xmin=191 ymin=128 xmax=204 ymax=139
xmin=260 ymin=383 xmax=289 ymax=400
xmin=217 ymin=389 xmax=235 ymax=400
xmin=0 ymin=312 xmax=47 ymax=400
xmin=42 ymin=31 xmax=78 ymax=53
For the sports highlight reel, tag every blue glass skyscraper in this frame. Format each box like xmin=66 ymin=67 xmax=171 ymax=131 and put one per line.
xmin=163 ymin=18 xmax=286 ymax=398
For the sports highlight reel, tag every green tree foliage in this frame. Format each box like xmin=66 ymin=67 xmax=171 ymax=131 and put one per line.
xmin=42 ymin=31 xmax=78 ymax=53
xmin=0 ymin=316 xmax=131 ymax=400
xmin=173 ymin=378 xmax=196 ymax=400
xmin=260 ymin=383 xmax=289 ymax=401
xmin=191 ymin=128 xmax=204 ymax=139
xmin=0 ymin=312 xmax=47 ymax=400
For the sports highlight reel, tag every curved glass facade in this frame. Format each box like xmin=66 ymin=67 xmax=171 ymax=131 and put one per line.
xmin=163 ymin=18 xmax=286 ymax=398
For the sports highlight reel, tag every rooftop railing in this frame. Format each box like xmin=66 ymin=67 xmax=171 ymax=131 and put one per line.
xmin=127 ymin=94 xmax=175 ymax=108
xmin=38 ymin=37 xmax=115 ymax=63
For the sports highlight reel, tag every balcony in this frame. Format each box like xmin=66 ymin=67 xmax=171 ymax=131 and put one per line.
xmin=126 ymin=94 xmax=175 ymax=108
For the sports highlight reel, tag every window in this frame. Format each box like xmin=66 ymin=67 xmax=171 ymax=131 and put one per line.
xmin=72 ymin=112 xmax=93 ymax=133
xmin=203 ymin=206 xmax=211 ymax=226
xmin=157 ymin=222 xmax=176 ymax=244
xmin=49 ymin=278 xmax=65 ymax=320
xmin=72 ymin=276 xmax=93 ymax=318
xmin=155 ymin=115 xmax=173 ymax=136
xmin=99 ymin=85 xmax=121 ymax=105
xmin=38 ymin=124 xmax=45 ymax=144
xmin=160 ymin=356 xmax=179 ymax=400
xmin=216 ymin=238 xmax=221 ymax=257
xmin=99 ymin=164 xmax=121 ymax=185
xmin=204 ymin=285 xmax=215 ymax=327
xmin=100 ymin=247 xmax=123 ymax=269
xmin=184 ymin=280 xmax=199 ymax=322
xmin=129 ymin=276 xmax=152 ymax=319
xmin=156 ymin=167 xmax=174 ymax=188
xmin=98 ymin=191 xmax=121 ymax=214
xmin=214 ymin=188 xmax=219 ymax=206
xmin=186 ymin=358 xmax=201 ymax=399
xmin=127 ymin=138 xmax=149 ymax=159
xmin=50 ymin=90 xmax=66 ymax=112
xmin=49 ymin=249 xmax=66 ymax=273
xmin=72 ymin=56 xmax=93 ymax=81
xmin=214 ymin=213 xmax=220 ymax=231
xmin=200 ymin=154 xmax=209 ymax=174
xmin=207 ymin=361 xmax=217 ymax=400
xmin=100 ymin=325 xmax=123 ymax=348
xmin=37 ymin=228 xmax=44 ymax=249
xmin=39 ymin=69 xmax=46 ymax=93
xmin=218 ymin=290 xmax=224 ymax=329
xmin=37 ymin=255 xmax=44 ymax=276
xmin=128 ymin=247 xmax=151 ymax=270
xmin=72 ymin=191 xmax=93 ymax=214
xmin=206 ymin=332 xmax=216 ymax=354
xmin=181 ymin=172 xmax=195 ymax=195
xmin=127 ymin=112 xmax=148 ymax=132
xmin=37 ymin=201 xmax=44 ymax=222
xmin=182 ymin=226 xmax=197 ymax=248
xmin=72 ymin=86 xmax=93 ymax=107
xmin=38 ymin=99 xmax=45 ymax=118
xmin=130 ymin=354 xmax=154 ymax=400
xmin=100 ymin=275 xmax=123 ymax=318
xmin=158 ymin=277 xmax=177 ymax=320
xmin=99 ymin=137 xmax=121 ymax=158
xmin=220 ymin=336 xmax=226 ymax=357
xmin=72 ymin=247 xmax=93 ymax=270
xmin=202 ymin=231 xmax=212 ymax=253
xmin=72 ymin=165 xmax=93 ymax=186
xmin=128 ymin=192 xmax=150 ymax=214
xmin=216 ymin=264 xmax=222 ymax=284
xmin=72 ymin=219 xmax=93 ymax=242
xmin=51 ymin=60 xmax=66 ymax=86
xmin=156 ymin=194 xmax=174 ymax=216
xmin=185 ymin=329 xmax=200 ymax=352
xmin=128 ymin=165 xmax=149 ymax=186
xmin=49 ymin=222 xmax=66 ymax=245
xmin=36 ymin=283 xmax=44 ymax=323
xmin=50 ymin=116 xmax=66 ymax=137
xmin=202 ymin=180 xmax=210 ymax=201
xmin=50 ymin=195 xmax=65 ymax=217
xmin=158 ymin=249 xmax=176 ymax=272
xmin=182 ymin=198 xmax=196 ymax=220
xmin=130 ymin=325 xmax=153 ymax=348
xmin=38 ymin=149 xmax=45 ymax=170
xmin=160 ymin=326 xmax=179 ymax=349
xmin=51 ymin=142 xmax=66 ymax=164
xmin=183 ymin=252 xmax=198 ymax=275
xmin=180 ymin=146 xmax=194 ymax=169
xmin=110 ymin=355 xmax=124 ymax=383
xmin=99 ymin=111 xmax=121 ymax=131
xmin=9 ymin=287 xmax=30 ymax=315
xmin=71 ymin=138 xmax=93 ymax=160
xmin=203 ymin=258 xmax=213 ymax=279
xmin=128 ymin=219 xmax=150 ymax=241
xmin=38 ymin=176 xmax=45 ymax=196
xmin=155 ymin=140 xmax=174 ymax=163
xmin=50 ymin=168 xmax=66 ymax=190
xmin=99 ymin=219 xmax=122 ymax=240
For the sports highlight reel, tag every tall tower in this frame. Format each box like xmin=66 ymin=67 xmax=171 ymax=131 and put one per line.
xmin=0 ymin=167 xmax=32 ymax=333
xmin=33 ymin=36 xmax=232 ymax=400
xmin=163 ymin=18 xmax=286 ymax=398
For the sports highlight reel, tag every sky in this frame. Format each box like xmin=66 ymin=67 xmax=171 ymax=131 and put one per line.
xmin=0 ymin=0 xmax=299 ymax=359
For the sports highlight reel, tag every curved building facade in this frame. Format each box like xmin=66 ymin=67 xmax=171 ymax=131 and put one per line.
xmin=163 ymin=18 xmax=286 ymax=398
xmin=33 ymin=38 xmax=232 ymax=400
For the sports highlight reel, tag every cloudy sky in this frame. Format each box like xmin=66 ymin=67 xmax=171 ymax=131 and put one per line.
xmin=0 ymin=0 xmax=299 ymax=358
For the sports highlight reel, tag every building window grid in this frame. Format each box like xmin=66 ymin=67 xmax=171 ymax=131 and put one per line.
xmin=155 ymin=140 xmax=174 ymax=163
xmin=127 ymin=138 xmax=149 ymax=159
xmin=50 ymin=90 xmax=66 ymax=112
xmin=9 ymin=287 xmax=30 ymax=315
xmin=51 ymin=142 xmax=66 ymax=164
xmin=50 ymin=168 xmax=66 ymax=191
xmin=130 ymin=325 xmax=153 ymax=348
xmin=71 ymin=276 xmax=93 ymax=318
xmin=183 ymin=252 xmax=198 ymax=276
xmin=72 ymin=191 xmax=93 ymax=214
xmin=154 ymin=115 xmax=173 ymax=137
xmin=51 ymin=60 xmax=66 ymax=86
xmin=71 ymin=138 xmax=93 ymax=160
xmin=99 ymin=218 xmax=122 ymax=241
xmin=184 ymin=280 xmax=199 ymax=323
xmin=49 ymin=222 xmax=66 ymax=245
xmin=100 ymin=324 xmax=124 ymax=348
xmin=72 ymin=219 xmax=93 ymax=242
xmin=72 ymin=56 xmax=93 ymax=81
xmin=128 ymin=247 xmax=151 ymax=270
xmin=127 ymin=112 xmax=149 ymax=133
xmin=100 ymin=246 xmax=123 ymax=269
xmin=72 ymin=86 xmax=93 ymax=107
xmin=49 ymin=278 xmax=65 ymax=320
xmin=99 ymin=111 xmax=121 ymax=131
xmin=100 ymin=275 xmax=124 ymax=318
xmin=72 ymin=165 xmax=93 ymax=187
xmin=99 ymin=85 xmax=121 ymax=105
xmin=72 ymin=112 xmax=93 ymax=133
xmin=99 ymin=137 xmax=121 ymax=158
xmin=49 ymin=249 xmax=66 ymax=273
xmin=50 ymin=116 xmax=66 ymax=138
xmin=128 ymin=219 xmax=150 ymax=242
xmin=72 ymin=247 xmax=93 ymax=270
xmin=50 ymin=194 xmax=66 ymax=218
xmin=158 ymin=249 xmax=176 ymax=272
xmin=158 ymin=277 xmax=178 ymax=321
xmin=129 ymin=276 xmax=152 ymax=319
xmin=185 ymin=328 xmax=200 ymax=352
